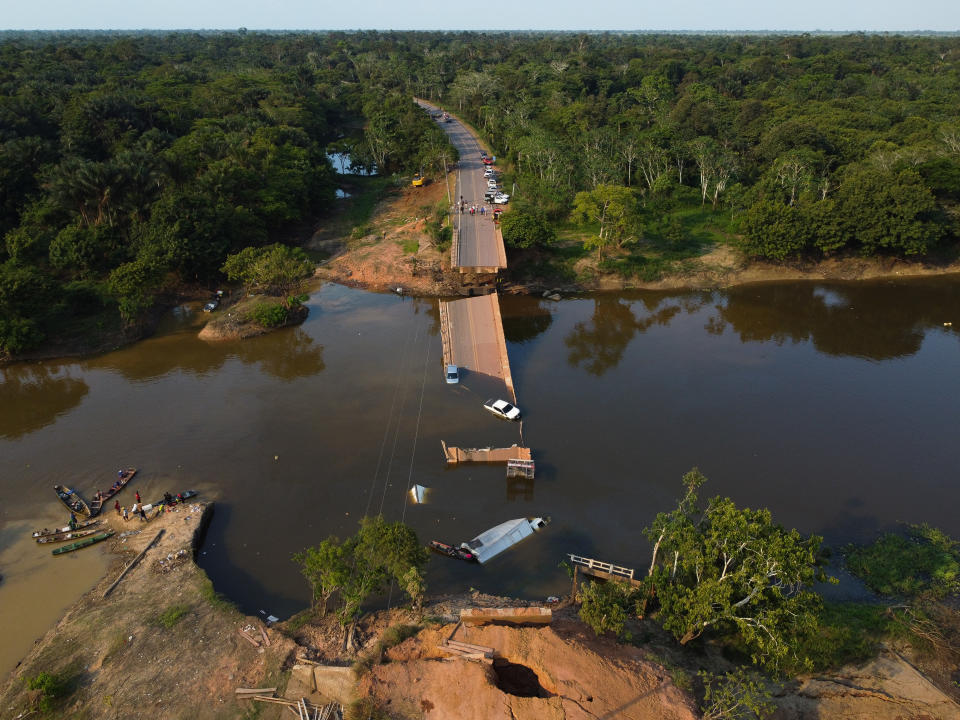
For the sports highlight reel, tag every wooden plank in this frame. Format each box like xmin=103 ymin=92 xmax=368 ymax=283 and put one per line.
xmin=445 ymin=639 xmax=495 ymax=655
xmin=258 ymin=624 xmax=271 ymax=647
xmin=295 ymin=655 xmax=322 ymax=666
xmin=238 ymin=629 xmax=261 ymax=647
xmin=236 ymin=687 xmax=277 ymax=696
xmin=102 ymin=529 xmax=165 ymax=598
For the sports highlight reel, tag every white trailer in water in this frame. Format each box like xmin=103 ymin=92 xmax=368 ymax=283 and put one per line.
xmin=460 ymin=517 xmax=548 ymax=564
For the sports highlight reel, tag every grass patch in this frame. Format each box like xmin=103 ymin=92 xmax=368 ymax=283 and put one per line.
xmin=282 ymin=609 xmax=314 ymax=634
xmin=200 ymin=577 xmax=237 ymax=613
xmin=343 ymin=176 xmax=394 ymax=229
xmin=155 ymin=604 xmax=191 ymax=629
xmin=599 ymin=254 xmax=673 ymax=282
xmin=401 ymin=237 xmax=419 ymax=254
xmin=846 ymin=524 xmax=960 ymax=598
xmin=793 ymin=602 xmax=898 ymax=673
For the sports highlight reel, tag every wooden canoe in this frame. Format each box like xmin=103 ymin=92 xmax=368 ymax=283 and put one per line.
xmin=33 ymin=516 xmax=101 ymax=538
xmin=54 ymin=485 xmax=91 ymax=518
xmin=52 ymin=530 xmax=115 ymax=555
xmin=89 ymin=467 xmax=137 ymax=516
xmin=35 ymin=522 xmax=104 ymax=544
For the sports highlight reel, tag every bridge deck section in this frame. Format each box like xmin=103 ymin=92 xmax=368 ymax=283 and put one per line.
xmin=439 ymin=293 xmax=516 ymax=403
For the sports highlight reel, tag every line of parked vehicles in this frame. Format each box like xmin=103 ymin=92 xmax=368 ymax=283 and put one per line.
xmin=481 ymin=153 xmax=510 ymax=204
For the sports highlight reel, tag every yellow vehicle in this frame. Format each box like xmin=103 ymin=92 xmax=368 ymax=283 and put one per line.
xmin=411 ymin=173 xmax=424 ymax=187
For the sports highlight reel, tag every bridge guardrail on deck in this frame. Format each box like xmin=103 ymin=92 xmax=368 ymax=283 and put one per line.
xmin=568 ymin=553 xmax=635 ymax=580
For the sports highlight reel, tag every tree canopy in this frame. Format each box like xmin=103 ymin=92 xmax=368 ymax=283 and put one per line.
xmin=294 ymin=516 xmax=429 ymax=648
xmin=2 ymin=30 xmax=960 ymax=354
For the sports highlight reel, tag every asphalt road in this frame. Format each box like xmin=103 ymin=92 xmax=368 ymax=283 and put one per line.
xmin=416 ymin=100 xmax=505 ymax=270
xmin=445 ymin=295 xmax=503 ymax=382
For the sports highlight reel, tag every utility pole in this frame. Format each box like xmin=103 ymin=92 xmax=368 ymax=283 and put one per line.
xmin=442 ymin=153 xmax=452 ymax=205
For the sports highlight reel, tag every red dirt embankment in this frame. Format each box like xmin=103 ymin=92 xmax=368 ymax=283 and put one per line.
xmin=360 ymin=612 xmax=698 ymax=720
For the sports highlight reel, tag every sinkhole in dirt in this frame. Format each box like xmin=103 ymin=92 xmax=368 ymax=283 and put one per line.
xmin=492 ymin=659 xmax=552 ymax=698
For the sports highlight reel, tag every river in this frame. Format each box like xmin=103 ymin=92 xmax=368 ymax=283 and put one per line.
xmin=1 ymin=277 xmax=958 ymax=672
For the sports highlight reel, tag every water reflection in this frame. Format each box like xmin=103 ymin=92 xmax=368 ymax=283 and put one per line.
xmin=85 ymin=326 xmax=325 ymax=383
xmin=326 ymin=152 xmax=376 ymax=176
xmin=709 ymin=281 xmax=960 ymax=360
xmin=253 ymin=330 xmax=324 ymax=380
xmin=0 ymin=366 xmax=89 ymax=439
xmin=503 ymin=298 xmax=553 ymax=344
xmin=565 ymin=297 xmax=683 ymax=375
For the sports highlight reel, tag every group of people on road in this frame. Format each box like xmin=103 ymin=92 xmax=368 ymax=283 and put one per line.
xmin=458 ymin=195 xmax=491 ymax=217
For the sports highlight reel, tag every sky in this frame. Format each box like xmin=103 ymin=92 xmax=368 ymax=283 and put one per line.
xmin=0 ymin=0 xmax=957 ymax=32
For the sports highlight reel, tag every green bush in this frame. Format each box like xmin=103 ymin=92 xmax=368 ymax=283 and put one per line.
xmin=846 ymin=524 xmax=960 ymax=598
xmin=352 ymin=623 xmax=422 ymax=676
xmin=26 ymin=671 xmax=68 ymax=713
xmin=350 ymin=223 xmax=372 ymax=240
xmin=578 ymin=580 xmax=637 ymax=641
xmin=436 ymin=225 xmax=452 ymax=252
xmin=381 ymin=623 xmax=421 ymax=649
xmin=249 ymin=302 xmax=288 ymax=328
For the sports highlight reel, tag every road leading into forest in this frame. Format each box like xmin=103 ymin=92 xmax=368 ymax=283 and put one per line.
xmin=415 ymin=99 xmax=507 ymax=271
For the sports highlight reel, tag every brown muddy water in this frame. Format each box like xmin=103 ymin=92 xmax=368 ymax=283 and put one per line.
xmin=1 ymin=278 xmax=959 ymax=672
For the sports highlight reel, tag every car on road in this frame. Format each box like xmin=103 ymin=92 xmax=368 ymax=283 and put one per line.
xmin=445 ymin=365 xmax=459 ymax=384
xmin=412 ymin=173 xmax=425 ymax=187
xmin=487 ymin=179 xmax=499 ymax=188
xmin=482 ymin=157 xmax=494 ymax=165
xmin=484 ymin=191 xmax=497 ymax=202
xmin=492 ymin=193 xmax=510 ymax=204
xmin=483 ymin=398 xmax=521 ymax=421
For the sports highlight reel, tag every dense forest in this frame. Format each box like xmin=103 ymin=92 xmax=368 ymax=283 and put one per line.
xmin=0 ymin=31 xmax=454 ymax=356
xmin=2 ymin=31 xmax=960 ymax=356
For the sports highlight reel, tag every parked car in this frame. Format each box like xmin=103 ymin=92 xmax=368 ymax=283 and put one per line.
xmin=483 ymin=168 xmax=496 ymax=176
xmin=492 ymin=193 xmax=510 ymax=204
xmin=482 ymin=157 xmax=494 ymax=165
xmin=483 ymin=398 xmax=521 ymax=421
xmin=487 ymin=179 xmax=499 ymax=188
xmin=203 ymin=299 xmax=219 ymax=312
xmin=445 ymin=364 xmax=459 ymax=384
xmin=484 ymin=191 xmax=497 ymax=202
xmin=412 ymin=173 xmax=425 ymax=187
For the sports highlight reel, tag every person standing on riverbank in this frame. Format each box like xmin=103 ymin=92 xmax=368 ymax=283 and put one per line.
xmin=135 ymin=490 xmax=141 ymax=504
